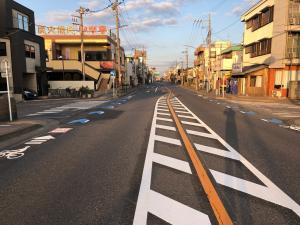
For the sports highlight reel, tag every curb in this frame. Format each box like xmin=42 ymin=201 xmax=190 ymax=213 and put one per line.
xmin=0 ymin=124 xmax=43 ymax=143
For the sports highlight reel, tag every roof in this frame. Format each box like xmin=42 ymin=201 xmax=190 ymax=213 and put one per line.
xmin=221 ymin=45 xmax=243 ymax=55
xmin=232 ymin=64 xmax=268 ymax=76
xmin=241 ymin=0 xmax=269 ymax=21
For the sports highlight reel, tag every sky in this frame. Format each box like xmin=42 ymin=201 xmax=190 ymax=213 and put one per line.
xmin=17 ymin=0 xmax=259 ymax=73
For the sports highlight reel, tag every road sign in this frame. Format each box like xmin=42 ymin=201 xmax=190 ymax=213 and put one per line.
xmin=110 ymin=70 xmax=116 ymax=77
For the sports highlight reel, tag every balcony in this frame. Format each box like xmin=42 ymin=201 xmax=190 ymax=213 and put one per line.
xmin=194 ymin=59 xmax=205 ymax=66
xmin=194 ymin=47 xmax=205 ymax=56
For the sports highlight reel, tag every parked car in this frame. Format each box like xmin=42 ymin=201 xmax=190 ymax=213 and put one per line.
xmin=22 ymin=89 xmax=38 ymax=100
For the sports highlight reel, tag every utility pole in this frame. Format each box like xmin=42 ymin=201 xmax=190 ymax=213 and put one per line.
xmin=113 ymin=0 xmax=122 ymax=88
xmin=207 ymin=13 xmax=212 ymax=93
xmin=73 ymin=7 xmax=88 ymax=81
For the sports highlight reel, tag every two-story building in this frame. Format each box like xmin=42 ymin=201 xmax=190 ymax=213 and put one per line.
xmin=0 ymin=0 xmax=47 ymax=100
xmin=241 ymin=0 xmax=300 ymax=97
xmin=39 ymin=26 xmax=125 ymax=92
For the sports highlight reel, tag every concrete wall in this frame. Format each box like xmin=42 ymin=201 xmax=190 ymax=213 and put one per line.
xmin=48 ymin=81 xmax=94 ymax=90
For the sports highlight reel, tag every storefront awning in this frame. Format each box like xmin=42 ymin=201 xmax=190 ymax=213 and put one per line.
xmin=232 ymin=64 xmax=268 ymax=76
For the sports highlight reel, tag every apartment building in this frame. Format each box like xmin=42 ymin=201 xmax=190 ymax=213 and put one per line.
xmin=241 ymin=0 xmax=300 ymax=97
xmin=0 ymin=0 xmax=47 ymax=100
xmin=40 ymin=26 xmax=125 ymax=91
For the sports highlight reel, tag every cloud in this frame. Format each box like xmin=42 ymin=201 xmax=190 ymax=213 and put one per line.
xmin=230 ymin=0 xmax=260 ymax=16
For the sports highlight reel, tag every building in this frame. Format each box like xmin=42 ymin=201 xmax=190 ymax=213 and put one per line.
xmin=240 ymin=0 xmax=300 ymax=97
xmin=39 ymin=25 xmax=125 ymax=92
xmin=0 ymin=0 xmax=47 ymax=100
xmin=218 ymin=45 xmax=243 ymax=95
xmin=134 ymin=49 xmax=148 ymax=84
xmin=194 ymin=41 xmax=231 ymax=90
xmin=125 ymin=56 xmax=138 ymax=87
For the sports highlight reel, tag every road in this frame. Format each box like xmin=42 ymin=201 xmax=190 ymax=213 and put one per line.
xmin=0 ymin=83 xmax=299 ymax=225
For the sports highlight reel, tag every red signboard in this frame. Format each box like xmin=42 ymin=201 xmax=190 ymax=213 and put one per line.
xmin=100 ymin=61 xmax=114 ymax=69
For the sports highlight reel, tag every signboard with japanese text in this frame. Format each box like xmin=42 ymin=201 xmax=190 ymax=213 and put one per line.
xmin=36 ymin=25 xmax=109 ymax=36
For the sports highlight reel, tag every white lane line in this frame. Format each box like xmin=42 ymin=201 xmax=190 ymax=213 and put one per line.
xmin=152 ymin=153 xmax=191 ymax=174
xmin=155 ymin=87 xmax=158 ymax=93
xmin=210 ymin=170 xmax=300 ymax=214
xmin=175 ymin=97 xmax=300 ymax=217
xmin=157 ymin=117 xmax=173 ymax=122
xmin=156 ymin=124 xmax=176 ymax=131
xmin=146 ymin=190 xmax=211 ymax=225
xmin=181 ymin=121 xmax=204 ymax=127
xmin=178 ymin=115 xmax=196 ymax=119
xmin=154 ymin=135 xmax=181 ymax=146
xmin=187 ymin=130 xmax=216 ymax=139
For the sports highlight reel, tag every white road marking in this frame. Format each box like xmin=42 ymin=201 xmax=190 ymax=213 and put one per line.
xmin=152 ymin=153 xmax=191 ymax=174
xmin=240 ymin=111 xmax=246 ymax=114
xmin=175 ymin=110 xmax=190 ymax=114
xmin=261 ymin=119 xmax=269 ymax=122
xmin=0 ymin=125 xmax=11 ymax=127
xmin=158 ymin=106 xmax=169 ymax=109
xmin=0 ymin=146 xmax=31 ymax=159
xmin=157 ymin=117 xmax=173 ymax=122
xmin=26 ymin=114 xmax=41 ymax=117
xmin=36 ymin=111 xmax=58 ymax=114
xmin=33 ymin=135 xmax=55 ymax=140
xmin=154 ymin=135 xmax=181 ymax=146
xmin=226 ymin=106 xmax=231 ymax=109
xmin=133 ymin=96 xmax=212 ymax=225
xmin=175 ymin=97 xmax=300 ymax=217
xmin=25 ymin=141 xmax=45 ymax=145
xmin=157 ymin=112 xmax=171 ymax=116
xmin=181 ymin=121 xmax=204 ymax=127
xmin=178 ymin=115 xmax=195 ymax=119
xmin=155 ymin=87 xmax=158 ymax=93
xmin=146 ymin=190 xmax=211 ymax=225
xmin=187 ymin=130 xmax=216 ymax=139
xmin=49 ymin=128 xmax=73 ymax=133
xmin=211 ymin=170 xmax=300 ymax=214
xmin=156 ymin=124 xmax=176 ymax=131
xmin=157 ymin=109 xmax=170 ymax=112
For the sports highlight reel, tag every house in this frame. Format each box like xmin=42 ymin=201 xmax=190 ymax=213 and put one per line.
xmin=240 ymin=0 xmax=300 ymax=97
xmin=0 ymin=0 xmax=47 ymax=100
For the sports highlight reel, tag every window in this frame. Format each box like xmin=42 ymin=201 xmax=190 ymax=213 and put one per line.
xmin=0 ymin=42 xmax=7 ymax=56
xmin=289 ymin=0 xmax=300 ymax=25
xmin=249 ymin=38 xmax=272 ymax=57
xmin=261 ymin=7 xmax=274 ymax=26
xmin=250 ymin=6 xmax=274 ymax=31
xmin=287 ymin=32 xmax=300 ymax=58
xmin=16 ymin=12 xmax=29 ymax=31
xmin=25 ymin=44 xmax=35 ymax=58
xmin=246 ymin=19 xmax=252 ymax=29
xmin=250 ymin=75 xmax=262 ymax=87
xmin=83 ymin=51 xmax=111 ymax=61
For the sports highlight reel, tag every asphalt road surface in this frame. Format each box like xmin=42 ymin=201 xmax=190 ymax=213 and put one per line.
xmin=0 ymin=83 xmax=299 ymax=225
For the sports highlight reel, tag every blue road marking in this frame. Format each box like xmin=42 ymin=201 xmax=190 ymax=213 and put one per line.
xmin=88 ymin=111 xmax=105 ymax=116
xmin=269 ymin=118 xmax=283 ymax=125
xmin=68 ymin=118 xmax=90 ymax=125
xmin=246 ymin=111 xmax=256 ymax=115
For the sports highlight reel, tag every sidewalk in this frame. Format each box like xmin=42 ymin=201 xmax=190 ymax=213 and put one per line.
xmin=0 ymin=120 xmax=43 ymax=142
xmin=181 ymin=85 xmax=300 ymax=127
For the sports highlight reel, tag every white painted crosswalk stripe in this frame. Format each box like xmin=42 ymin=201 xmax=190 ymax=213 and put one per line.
xmin=157 ymin=117 xmax=173 ymax=122
xmin=178 ymin=115 xmax=195 ymax=119
xmin=181 ymin=121 xmax=204 ymax=127
xmin=156 ymin=124 xmax=176 ymax=131
xmin=152 ymin=153 xmax=191 ymax=174
xmin=187 ymin=130 xmax=216 ymax=139
xmin=155 ymin=135 xmax=181 ymax=146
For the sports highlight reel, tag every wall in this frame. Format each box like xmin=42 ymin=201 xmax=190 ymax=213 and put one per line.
xmin=246 ymin=68 xmax=269 ymax=96
xmin=25 ymin=39 xmax=41 ymax=73
xmin=48 ymin=81 xmax=94 ymax=90
xmin=0 ymin=38 xmax=14 ymax=92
